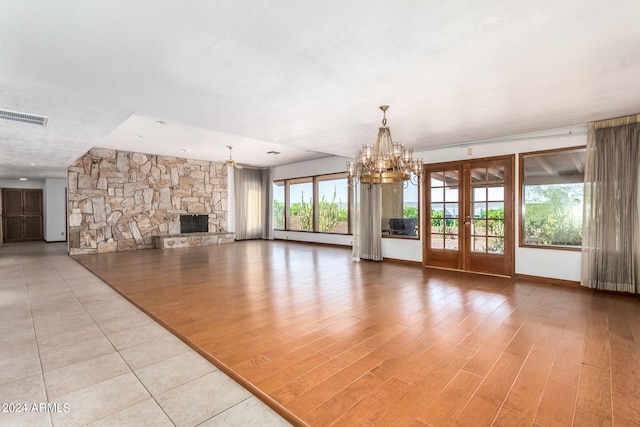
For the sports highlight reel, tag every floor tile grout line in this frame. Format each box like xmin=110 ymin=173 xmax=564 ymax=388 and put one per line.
xmin=194 ymin=395 xmax=255 ymax=427
xmin=22 ymin=258 xmax=55 ymax=427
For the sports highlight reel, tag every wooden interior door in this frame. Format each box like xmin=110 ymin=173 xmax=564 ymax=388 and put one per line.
xmin=424 ymin=155 xmax=514 ymax=277
xmin=2 ymin=189 xmax=43 ymax=243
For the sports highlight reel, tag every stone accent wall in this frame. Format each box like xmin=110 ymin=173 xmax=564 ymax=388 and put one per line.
xmin=67 ymin=148 xmax=228 ymax=254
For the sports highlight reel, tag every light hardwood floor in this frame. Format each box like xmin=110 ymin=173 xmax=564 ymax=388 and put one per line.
xmin=74 ymin=240 xmax=640 ymax=426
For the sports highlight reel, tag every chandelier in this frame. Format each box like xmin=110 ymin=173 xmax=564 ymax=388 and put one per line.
xmin=347 ymin=105 xmax=422 ymax=185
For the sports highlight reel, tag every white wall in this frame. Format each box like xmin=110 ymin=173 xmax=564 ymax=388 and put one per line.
xmin=274 ymin=156 xmax=351 ymax=181
xmin=0 ymin=179 xmax=44 ymax=189
xmin=273 ymin=125 xmax=588 ymax=282
xmin=44 ymin=179 xmax=67 ymax=242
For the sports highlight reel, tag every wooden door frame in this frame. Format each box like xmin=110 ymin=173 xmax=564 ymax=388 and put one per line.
xmin=422 ymin=155 xmax=515 ymax=277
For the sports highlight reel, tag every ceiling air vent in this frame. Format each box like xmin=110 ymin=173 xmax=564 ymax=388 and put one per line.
xmin=0 ymin=109 xmax=49 ymax=126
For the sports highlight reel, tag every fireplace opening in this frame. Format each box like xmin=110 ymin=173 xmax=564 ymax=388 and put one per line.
xmin=180 ymin=215 xmax=208 ymax=234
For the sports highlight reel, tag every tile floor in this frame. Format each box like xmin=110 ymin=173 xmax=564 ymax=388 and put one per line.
xmin=0 ymin=242 xmax=291 ymax=427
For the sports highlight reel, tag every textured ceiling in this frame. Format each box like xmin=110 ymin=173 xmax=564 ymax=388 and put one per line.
xmin=1 ymin=1 xmax=640 ymax=180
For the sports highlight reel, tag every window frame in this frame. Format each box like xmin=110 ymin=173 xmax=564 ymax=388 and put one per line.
xmin=273 ymin=180 xmax=286 ymax=230
xmin=315 ymin=173 xmax=351 ymax=234
xmin=286 ymin=177 xmax=314 ymax=232
xmin=519 ymin=146 xmax=586 ymax=251
xmin=277 ymin=172 xmax=351 ymax=235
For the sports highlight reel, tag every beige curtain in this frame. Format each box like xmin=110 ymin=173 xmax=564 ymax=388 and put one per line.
xmin=234 ymin=168 xmax=274 ymax=240
xmin=351 ymin=179 xmax=361 ymax=260
xmin=582 ymin=115 xmax=640 ymax=293
xmin=358 ymin=183 xmax=383 ymax=261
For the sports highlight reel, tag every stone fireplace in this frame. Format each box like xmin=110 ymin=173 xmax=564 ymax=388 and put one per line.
xmin=67 ymin=148 xmax=232 ymax=254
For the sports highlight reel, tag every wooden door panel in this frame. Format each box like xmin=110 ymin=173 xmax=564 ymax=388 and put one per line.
xmin=23 ymin=190 xmax=42 ymax=215
xmin=3 ymin=189 xmax=23 ymax=215
xmin=24 ymin=216 xmax=43 ymax=240
xmin=4 ymin=216 xmax=24 ymax=242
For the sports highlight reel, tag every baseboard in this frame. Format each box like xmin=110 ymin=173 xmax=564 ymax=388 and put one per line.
xmin=383 ymin=257 xmax=422 ymax=267
xmin=514 ymin=273 xmax=581 ymax=288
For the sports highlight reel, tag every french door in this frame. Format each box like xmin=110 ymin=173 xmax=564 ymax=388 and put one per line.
xmin=423 ymin=155 xmax=514 ymax=277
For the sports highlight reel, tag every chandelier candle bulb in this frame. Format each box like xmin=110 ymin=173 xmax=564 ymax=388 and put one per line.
xmin=393 ymin=142 xmax=403 ymax=158
xmin=403 ymin=147 xmax=413 ymax=164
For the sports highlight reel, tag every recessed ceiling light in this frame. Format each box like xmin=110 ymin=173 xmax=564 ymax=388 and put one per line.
xmin=29 ymin=163 xmax=36 ymax=167
xmin=181 ymin=148 xmax=188 ymax=152
xmin=266 ymin=151 xmax=281 ymax=155
xmin=19 ymin=177 xmax=27 ymax=181
xmin=134 ymin=134 xmax=144 ymax=138
xmin=156 ymin=120 xmax=167 ymax=125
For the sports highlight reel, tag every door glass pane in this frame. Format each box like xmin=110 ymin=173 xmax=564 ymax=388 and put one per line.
xmin=444 ymin=203 xmax=459 ymax=235
xmin=487 ymin=202 xmax=504 ymax=222
xmin=471 ymin=168 xmax=486 ymax=184
xmin=431 ymin=187 xmax=444 ymax=203
xmin=473 ymin=219 xmax=487 ymax=236
xmin=473 ymin=187 xmax=486 ymax=202
xmin=488 ymin=219 xmax=504 ymax=237
xmin=444 ymin=171 xmax=459 ymax=186
xmin=487 ymin=167 xmax=504 ymax=185
xmin=473 ymin=203 xmax=486 ymax=218
xmin=431 ymin=203 xmax=445 ymax=217
xmin=487 ymin=186 xmax=504 ymax=201
xmin=444 ymin=203 xmax=459 ymax=218
xmin=431 ymin=218 xmax=444 ymax=234
xmin=445 ymin=235 xmax=458 ymax=250
xmin=488 ymin=237 xmax=505 ymax=254
xmin=431 ymin=176 xmax=444 ymax=187
xmin=473 ymin=236 xmax=486 ymax=252
xmin=431 ymin=235 xmax=444 ymax=249
xmin=444 ymin=187 xmax=458 ymax=202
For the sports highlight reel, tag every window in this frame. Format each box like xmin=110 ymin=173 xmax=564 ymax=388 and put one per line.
xmin=276 ymin=173 xmax=350 ymax=234
xmin=382 ymin=173 xmax=420 ymax=238
xmin=288 ymin=178 xmax=313 ymax=231
xmin=273 ymin=181 xmax=285 ymax=230
xmin=316 ymin=175 xmax=349 ymax=233
xmin=520 ymin=146 xmax=586 ymax=249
